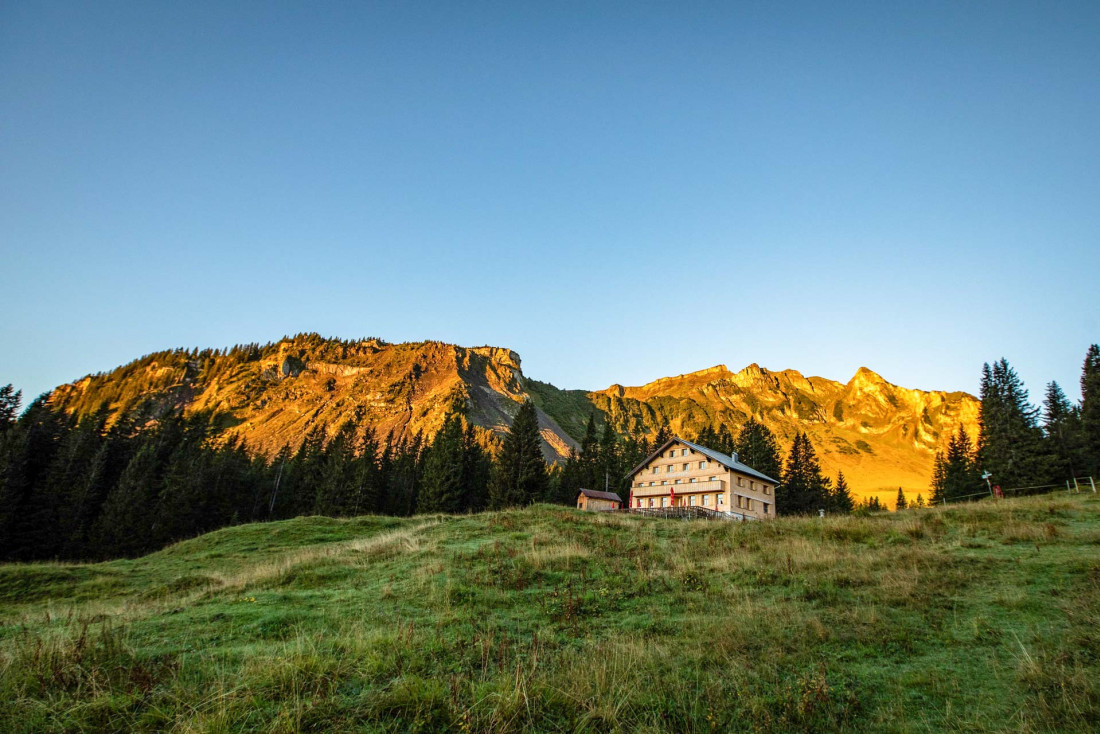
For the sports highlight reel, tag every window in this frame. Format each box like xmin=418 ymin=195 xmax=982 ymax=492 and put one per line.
xmin=717 ymin=493 xmax=724 ymax=505
xmin=682 ymin=463 xmax=689 ymax=471
xmin=690 ymin=477 xmax=697 ymax=483
xmin=648 ymin=498 xmax=655 ymax=507
xmin=763 ymin=502 xmax=770 ymax=514
xmin=700 ymin=460 xmax=708 ymax=469
xmin=681 ymin=449 xmax=688 ymax=456
xmin=675 ymin=479 xmax=682 ymax=484
xmin=750 ymin=480 xmax=756 ymax=490
xmin=661 ymin=497 xmax=668 ymax=508
xmin=745 ymin=498 xmax=753 ymax=511
xmin=709 ymin=476 xmax=718 ymax=482
xmin=661 ymin=480 xmax=668 ymax=485
xmin=652 ymin=467 xmax=659 ymax=474
xmin=701 ymin=494 xmax=709 ymax=505
xmin=689 ymin=495 xmax=696 ymax=506
xmin=763 ymin=485 xmax=770 ymax=495
xmin=668 ymin=450 xmax=675 ymax=458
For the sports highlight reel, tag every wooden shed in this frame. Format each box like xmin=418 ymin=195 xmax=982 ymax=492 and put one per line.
xmin=576 ymin=488 xmax=623 ymax=512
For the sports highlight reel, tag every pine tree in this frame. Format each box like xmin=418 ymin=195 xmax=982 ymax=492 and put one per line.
xmin=315 ymin=419 xmax=358 ymax=516
xmin=597 ymin=422 xmax=620 ymax=494
xmin=943 ymin=427 xmax=981 ymax=501
xmin=460 ymin=423 xmax=491 ymax=512
xmin=832 ymin=471 xmax=855 ymax=513
xmin=488 ymin=400 xmax=548 ymax=509
xmin=418 ymin=414 xmax=466 ymax=513
xmin=653 ymin=423 xmax=672 ymax=449
xmin=733 ymin=418 xmax=783 ymax=481
xmin=978 ymin=359 xmax=1049 ymax=490
xmin=930 ymin=451 xmax=947 ymax=504
xmin=1081 ymin=344 xmax=1100 ymax=477
xmin=914 ymin=493 xmax=925 ymax=508
xmin=0 ymin=384 xmax=22 ymax=432
xmin=895 ymin=487 xmax=908 ymax=511
xmin=1042 ymin=381 xmax=1083 ymax=480
xmin=777 ymin=433 xmax=829 ymax=515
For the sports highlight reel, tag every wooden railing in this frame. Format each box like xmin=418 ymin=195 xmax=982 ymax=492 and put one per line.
xmin=621 ymin=506 xmax=753 ymax=521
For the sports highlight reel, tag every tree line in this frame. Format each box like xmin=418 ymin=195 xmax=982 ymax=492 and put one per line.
xmin=0 ymin=392 xmax=546 ymax=562
xmin=930 ymin=345 xmax=1100 ymax=503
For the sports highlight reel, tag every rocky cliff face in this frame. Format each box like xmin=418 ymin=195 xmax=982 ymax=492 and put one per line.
xmin=48 ymin=335 xmax=977 ymax=500
xmin=50 ymin=335 xmax=579 ymax=461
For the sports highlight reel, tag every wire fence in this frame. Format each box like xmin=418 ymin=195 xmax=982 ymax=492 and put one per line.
xmin=937 ymin=476 xmax=1096 ymax=505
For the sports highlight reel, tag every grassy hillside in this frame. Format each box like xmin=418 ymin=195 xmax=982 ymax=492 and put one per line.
xmin=2 ymin=495 xmax=1099 ymax=732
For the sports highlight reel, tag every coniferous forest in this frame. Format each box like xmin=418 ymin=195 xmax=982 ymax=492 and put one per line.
xmin=2 ymin=345 xmax=1099 ymax=562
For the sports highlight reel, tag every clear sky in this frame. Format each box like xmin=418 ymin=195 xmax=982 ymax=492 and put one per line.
xmin=2 ymin=1 xmax=1098 ymax=405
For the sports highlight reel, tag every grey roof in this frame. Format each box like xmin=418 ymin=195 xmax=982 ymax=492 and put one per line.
xmin=626 ymin=436 xmax=780 ymax=485
xmin=577 ymin=488 xmax=623 ymax=502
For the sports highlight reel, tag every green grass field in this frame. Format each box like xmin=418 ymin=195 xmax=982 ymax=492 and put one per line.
xmin=2 ymin=494 xmax=1099 ymax=732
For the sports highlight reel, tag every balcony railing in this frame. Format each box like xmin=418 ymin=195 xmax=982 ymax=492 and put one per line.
xmin=631 ymin=479 xmax=725 ymax=497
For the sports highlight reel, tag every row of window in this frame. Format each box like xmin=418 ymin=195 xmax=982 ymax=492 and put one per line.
xmin=635 ymin=474 xmax=771 ymax=495
xmin=667 ymin=448 xmax=692 ymax=458
xmin=652 ymin=460 xmax=709 ymax=474
xmin=637 ymin=476 xmax=720 ymax=487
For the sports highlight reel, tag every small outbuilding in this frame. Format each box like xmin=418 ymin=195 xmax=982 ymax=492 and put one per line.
xmin=576 ymin=488 xmax=623 ymax=512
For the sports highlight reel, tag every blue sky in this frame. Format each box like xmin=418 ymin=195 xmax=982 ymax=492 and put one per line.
xmin=2 ymin=1 xmax=1098 ymax=404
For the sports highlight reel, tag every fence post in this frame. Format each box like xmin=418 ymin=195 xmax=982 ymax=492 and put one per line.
xmin=1091 ymin=476 xmax=1097 ymax=494
xmin=1074 ymin=477 xmax=1081 ymax=493
xmin=1067 ymin=479 xmax=1072 ymax=493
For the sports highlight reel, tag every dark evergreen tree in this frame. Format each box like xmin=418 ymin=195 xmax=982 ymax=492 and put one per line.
xmin=0 ymin=384 xmax=21 ymax=432
xmin=1042 ymin=381 xmax=1083 ymax=480
xmin=977 ymin=359 xmax=1049 ymax=490
xmin=930 ymin=451 xmax=947 ymax=504
xmin=460 ymin=423 xmax=491 ymax=512
xmin=777 ymin=432 xmax=829 ymax=515
xmin=418 ymin=413 xmax=466 ymax=513
xmin=733 ymin=418 xmax=783 ymax=481
xmin=1081 ymin=344 xmax=1100 ymax=477
xmin=315 ymin=419 xmax=358 ymax=516
xmin=942 ymin=427 xmax=981 ymax=501
xmin=831 ymin=471 xmax=855 ymax=514
xmin=895 ymin=487 xmax=908 ymax=511
xmin=488 ymin=400 xmax=548 ymax=508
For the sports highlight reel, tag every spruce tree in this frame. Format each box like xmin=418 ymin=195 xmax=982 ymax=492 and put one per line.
xmin=1042 ymin=381 xmax=1083 ymax=480
xmin=832 ymin=471 xmax=855 ymax=513
xmin=930 ymin=451 xmax=947 ymax=504
xmin=488 ymin=400 xmax=548 ymax=508
xmin=1081 ymin=344 xmax=1100 ymax=477
xmin=460 ymin=423 xmax=491 ymax=512
xmin=978 ymin=359 xmax=1049 ymax=490
xmin=895 ymin=487 xmax=908 ymax=511
xmin=418 ymin=414 xmax=466 ymax=514
xmin=943 ymin=427 xmax=980 ymax=501
xmin=0 ymin=384 xmax=21 ymax=432
xmin=777 ymin=433 xmax=829 ymax=515
xmin=733 ymin=418 xmax=783 ymax=480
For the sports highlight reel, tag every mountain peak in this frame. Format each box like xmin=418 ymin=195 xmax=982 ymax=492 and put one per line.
xmin=851 ymin=366 xmax=887 ymax=384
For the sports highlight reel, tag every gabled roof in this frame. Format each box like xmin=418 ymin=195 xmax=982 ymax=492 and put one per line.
xmin=577 ymin=488 xmax=623 ymax=502
xmin=625 ymin=436 xmax=780 ymax=485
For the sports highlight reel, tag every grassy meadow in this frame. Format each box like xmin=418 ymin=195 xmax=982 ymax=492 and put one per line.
xmin=2 ymin=494 xmax=1099 ymax=732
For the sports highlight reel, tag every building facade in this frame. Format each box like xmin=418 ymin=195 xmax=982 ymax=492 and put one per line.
xmin=626 ymin=437 xmax=779 ymax=520
xmin=576 ymin=488 xmax=623 ymax=511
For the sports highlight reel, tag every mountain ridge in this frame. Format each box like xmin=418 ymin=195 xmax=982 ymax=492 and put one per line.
xmin=46 ymin=334 xmax=978 ymax=501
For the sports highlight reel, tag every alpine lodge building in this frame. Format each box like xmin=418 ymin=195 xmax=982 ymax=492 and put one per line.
xmin=625 ymin=437 xmax=780 ymax=520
